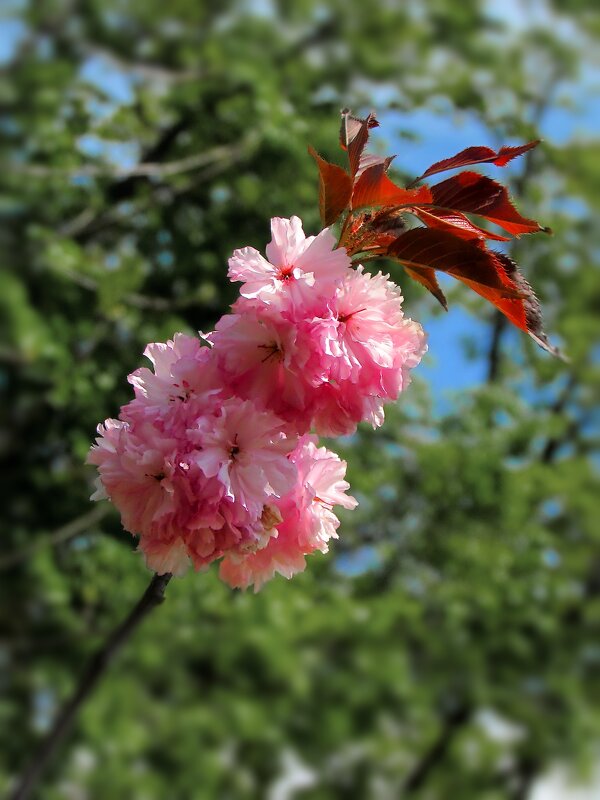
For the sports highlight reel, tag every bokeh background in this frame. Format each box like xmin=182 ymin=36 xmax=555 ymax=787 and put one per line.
xmin=1 ymin=1 xmax=599 ymax=798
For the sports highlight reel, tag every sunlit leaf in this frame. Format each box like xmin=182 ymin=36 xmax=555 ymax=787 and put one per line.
xmin=352 ymin=162 xmax=432 ymax=209
xmin=339 ymin=108 xmax=379 ymax=177
xmin=308 ymin=146 xmax=353 ymax=226
xmin=413 ymin=140 xmax=540 ymax=182
xmin=430 ymin=172 xmax=548 ymax=235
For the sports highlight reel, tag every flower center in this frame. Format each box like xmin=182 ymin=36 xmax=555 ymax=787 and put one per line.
xmin=172 ymin=379 xmax=191 ymax=401
xmin=257 ymin=341 xmax=283 ymax=363
xmin=146 ymin=472 xmax=165 ymax=482
xmin=338 ymin=307 xmax=366 ymax=324
xmin=277 ymin=265 xmax=294 ymax=281
xmin=229 ymin=434 xmax=240 ymax=460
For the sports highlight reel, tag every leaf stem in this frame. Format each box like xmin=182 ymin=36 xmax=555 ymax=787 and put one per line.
xmin=337 ymin=210 xmax=353 ymax=248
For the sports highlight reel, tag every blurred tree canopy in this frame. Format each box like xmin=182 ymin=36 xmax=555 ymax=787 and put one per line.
xmin=0 ymin=0 xmax=598 ymax=798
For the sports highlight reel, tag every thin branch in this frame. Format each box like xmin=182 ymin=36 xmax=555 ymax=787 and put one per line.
xmin=9 ymin=572 xmax=173 ymax=800
xmin=512 ymin=758 xmax=540 ymax=800
xmin=401 ymin=703 xmax=471 ymax=795
xmin=0 ymin=505 xmax=109 ymax=572
xmin=45 ymin=259 xmax=214 ymax=312
xmin=0 ymin=344 xmax=28 ymax=367
xmin=540 ymin=374 xmax=577 ymax=464
xmin=58 ymin=208 xmax=97 ymax=240
xmin=502 ymin=754 xmax=541 ymax=800
xmin=78 ymin=43 xmax=205 ymax=85
xmin=486 ymin=310 xmax=507 ymax=384
xmin=54 ymin=21 xmax=338 ymax=245
xmin=10 ymin=140 xmax=256 ymax=180
xmin=58 ymin=134 xmax=257 ymax=241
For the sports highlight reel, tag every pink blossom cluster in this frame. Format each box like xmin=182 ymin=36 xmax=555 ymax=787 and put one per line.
xmin=89 ymin=217 xmax=426 ymax=589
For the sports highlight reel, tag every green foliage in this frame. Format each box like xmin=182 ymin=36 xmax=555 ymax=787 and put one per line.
xmin=1 ymin=1 xmax=598 ymax=798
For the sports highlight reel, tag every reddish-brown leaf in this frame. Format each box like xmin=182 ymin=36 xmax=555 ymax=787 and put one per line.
xmin=320 ymin=110 xmax=560 ymax=357
xmin=352 ymin=162 xmax=432 ymax=210
xmin=430 ymin=171 xmax=546 ymax=235
xmin=414 ymin=207 xmax=510 ymax=242
xmin=386 ymin=228 xmax=561 ymax=356
xmin=403 ymin=266 xmax=448 ymax=310
xmin=309 ymin=146 xmax=353 ymax=227
xmin=339 ymin=108 xmax=379 ymax=177
xmin=491 ymin=253 xmax=564 ymax=358
xmin=387 ymin=228 xmax=523 ymax=298
xmin=413 ymin=141 xmax=540 ymax=182
xmin=459 ymin=254 xmax=528 ymax=332
xmin=355 ymin=153 xmax=395 ymax=180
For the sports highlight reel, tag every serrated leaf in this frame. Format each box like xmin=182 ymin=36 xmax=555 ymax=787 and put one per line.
xmin=388 ymin=228 xmax=523 ymax=298
xmin=430 ymin=172 xmax=547 ymax=235
xmin=309 ymin=146 xmax=353 ymax=226
xmin=339 ymin=108 xmax=379 ymax=178
xmin=412 ymin=207 xmax=510 ymax=242
xmin=387 ymin=228 xmax=562 ymax=356
xmin=352 ymin=162 xmax=432 ymax=210
xmin=413 ymin=141 xmax=540 ymax=182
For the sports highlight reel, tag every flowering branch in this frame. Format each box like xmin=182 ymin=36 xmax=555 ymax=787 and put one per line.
xmin=10 ymin=573 xmax=172 ymax=800
xmin=86 ymin=108 xmax=560 ymax=592
xmin=16 ymin=106 xmax=557 ymax=795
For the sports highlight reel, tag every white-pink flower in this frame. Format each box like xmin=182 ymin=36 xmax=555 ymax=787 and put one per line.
xmin=213 ymin=263 xmax=427 ymax=437
xmin=227 ymin=216 xmax=351 ymax=308
xmin=88 ymin=417 xmax=186 ymax=549
xmin=308 ymin=268 xmax=427 ymax=435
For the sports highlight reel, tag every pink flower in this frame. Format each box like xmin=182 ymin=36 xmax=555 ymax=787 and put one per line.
xmin=128 ymin=333 xmax=220 ymax=409
xmin=89 ymin=338 xmax=300 ymax=579
xmin=87 ymin=417 xmax=187 ymax=552
xmin=139 ymin=535 xmax=192 ymax=577
xmin=207 ymin=309 xmax=328 ymax=432
xmin=213 ymin=265 xmax=426 ymax=437
xmin=321 ymin=267 xmax=426 ymax=381
xmin=190 ymin=398 xmax=297 ymax=518
xmin=88 ymin=214 xmax=427 ymax=588
xmin=228 ymin=216 xmax=351 ymax=309
xmin=309 ymin=268 xmax=427 ymax=435
xmin=219 ymin=436 xmax=357 ymax=591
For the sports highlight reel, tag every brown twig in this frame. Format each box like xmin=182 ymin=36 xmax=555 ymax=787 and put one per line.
xmin=486 ymin=310 xmax=507 ymax=384
xmin=9 ymin=572 xmax=173 ymax=800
